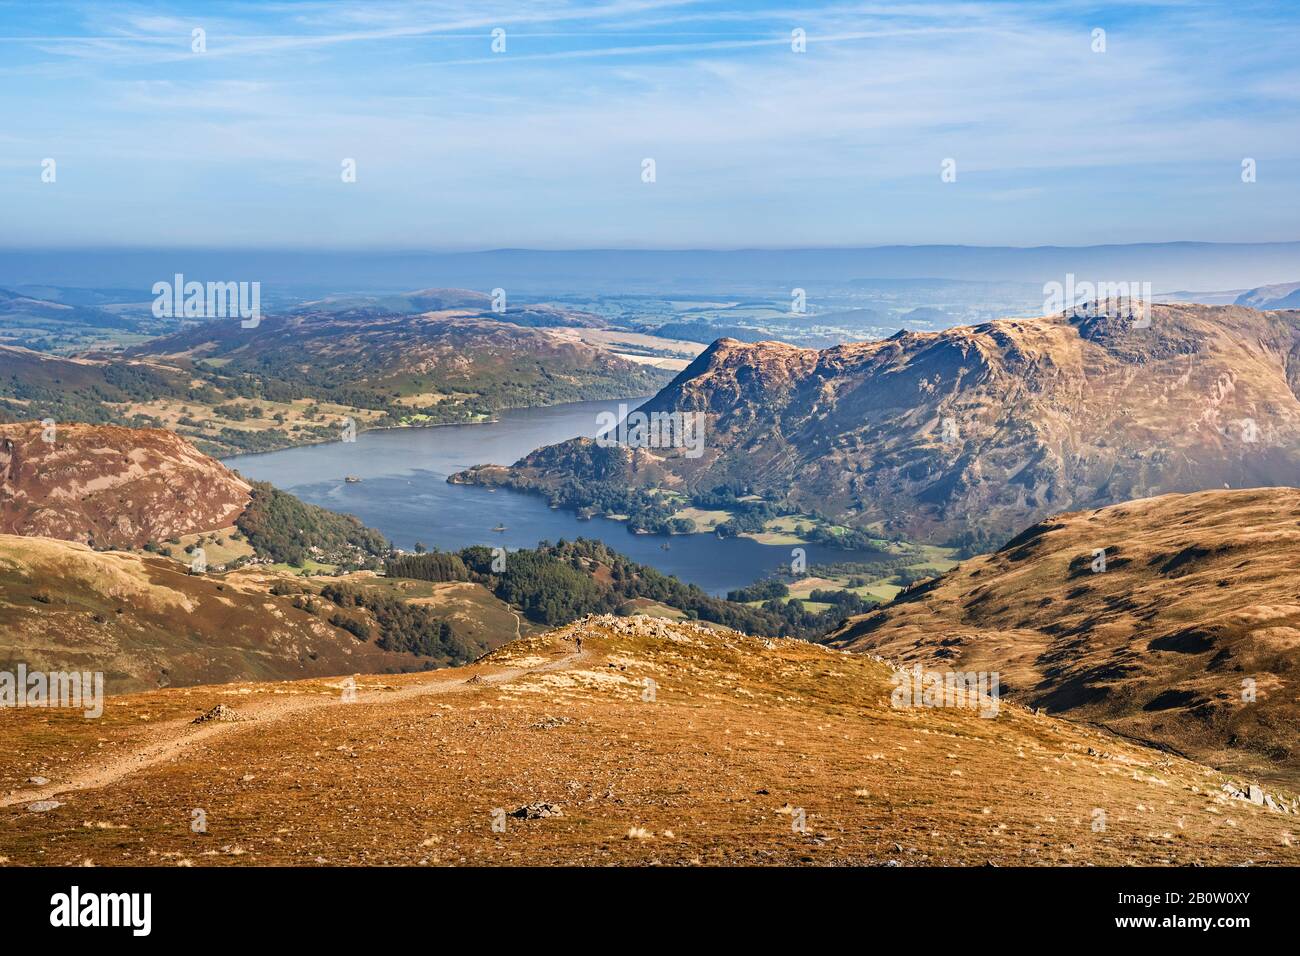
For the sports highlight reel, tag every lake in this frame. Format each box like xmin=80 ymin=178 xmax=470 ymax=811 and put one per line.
xmin=223 ymin=398 xmax=859 ymax=596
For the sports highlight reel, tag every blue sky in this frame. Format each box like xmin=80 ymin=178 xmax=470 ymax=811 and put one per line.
xmin=0 ymin=0 xmax=1297 ymax=249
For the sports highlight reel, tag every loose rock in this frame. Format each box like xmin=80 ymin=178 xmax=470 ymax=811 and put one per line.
xmin=192 ymin=704 xmax=249 ymax=724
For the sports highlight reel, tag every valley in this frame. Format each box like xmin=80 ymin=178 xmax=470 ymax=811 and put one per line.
xmin=224 ymin=397 xmax=914 ymax=597
xmin=0 ymin=418 xmax=885 ymax=697
xmin=5 ymin=0 xmax=1300 ymax=919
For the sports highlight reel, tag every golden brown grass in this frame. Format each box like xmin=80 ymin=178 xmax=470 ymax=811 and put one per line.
xmin=2 ymin=616 xmax=1296 ymax=867
xmin=831 ymin=488 xmax=1300 ymax=787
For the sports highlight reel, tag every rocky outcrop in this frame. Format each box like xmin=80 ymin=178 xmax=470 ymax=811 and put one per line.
xmin=0 ymin=422 xmax=251 ymax=548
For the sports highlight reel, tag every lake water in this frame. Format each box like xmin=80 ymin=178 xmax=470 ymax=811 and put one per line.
xmin=222 ymin=398 xmax=857 ymax=595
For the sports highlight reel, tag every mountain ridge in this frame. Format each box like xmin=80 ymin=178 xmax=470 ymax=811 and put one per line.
xmin=458 ymin=303 xmax=1300 ymax=548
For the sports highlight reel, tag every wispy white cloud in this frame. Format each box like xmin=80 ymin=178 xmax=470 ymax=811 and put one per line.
xmin=0 ymin=0 xmax=1296 ymax=247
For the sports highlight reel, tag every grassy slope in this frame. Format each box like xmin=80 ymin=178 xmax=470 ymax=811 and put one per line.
xmin=0 ymin=536 xmax=528 ymax=693
xmin=1 ymin=615 xmax=1295 ymax=866
xmin=829 ymin=488 xmax=1300 ymax=787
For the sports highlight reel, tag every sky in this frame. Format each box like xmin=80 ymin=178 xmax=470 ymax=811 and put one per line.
xmin=0 ymin=0 xmax=1297 ymax=250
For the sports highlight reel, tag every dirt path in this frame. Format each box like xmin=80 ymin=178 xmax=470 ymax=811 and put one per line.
xmin=2 ymin=649 xmax=585 ymax=810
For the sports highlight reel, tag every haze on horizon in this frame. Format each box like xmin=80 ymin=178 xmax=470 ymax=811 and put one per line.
xmin=1 ymin=0 xmax=1297 ymax=251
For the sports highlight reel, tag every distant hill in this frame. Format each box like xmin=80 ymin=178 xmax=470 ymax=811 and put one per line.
xmin=640 ymin=321 xmax=771 ymax=344
xmin=0 ymin=287 xmax=143 ymax=352
xmin=0 ymin=305 xmax=675 ymax=455
xmin=807 ymin=308 xmax=890 ymax=328
xmin=899 ymin=306 xmax=957 ymax=325
xmin=827 ymin=488 xmax=1300 ymax=786
xmin=1235 ymin=281 xmax=1300 ymax=310
xmin=9 ymin=285 xmax=148 ymax=308
xmin=0 ymin=288 xmax=128 ymax=330
xmin=290 ymin=287 xmax=604 ymax=328
xmin=127 ymin=310 xmax=672 ymax=423
xmin=5 ymin=242 xmax=1300 ymax=295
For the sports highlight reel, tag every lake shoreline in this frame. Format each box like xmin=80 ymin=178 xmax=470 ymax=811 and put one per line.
xmin=221 ymin=397 xmax=865 ymax=595
xmin=221 ymin=394 xmax=653 ymax=462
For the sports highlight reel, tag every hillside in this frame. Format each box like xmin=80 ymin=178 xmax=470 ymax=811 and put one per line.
xmin=458 ymin=303 xmax=1300 ymax=550
xmin=0 ymin=304 xmax=674 ymax=456
xmin=0 ymin=534 xmax=541 ymax=693
xmin=827 ymin=488 xmax=1300 ymax=786
xmin=1 ymin=614 xmax=1295 ymax=866
xmin=386 ymin=538 xmax=869 ymax=639
xmin=0 ymin=535 xmax=425 ymax=691
xmin=124 ymin=309 xmax=672 ymax=450
xmin=127 ymin=309 xmax=659 ymax=399
xmin=0 ymin=421 xmax=250 ymax=548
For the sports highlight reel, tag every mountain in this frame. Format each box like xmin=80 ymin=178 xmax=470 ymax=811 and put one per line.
xmin=2 ymin=613 xmax=1294 ymax=865
xmin=1235 ymin=282 xmax=1300 ymax=310
xmin=123 ymin=309 xmax=673 ymax=450
xmin=827 ymin=488 xmax=1300 ymax=785
xmin=0 ymin=420 xmax=394 ymax=566
xmin=0 ymin=421 xmax=250 ymax=548
xmin=124 ymin=309 xmax=643 ymax=397
xmin=459 ymin=304 xmax=1300 ymax=550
